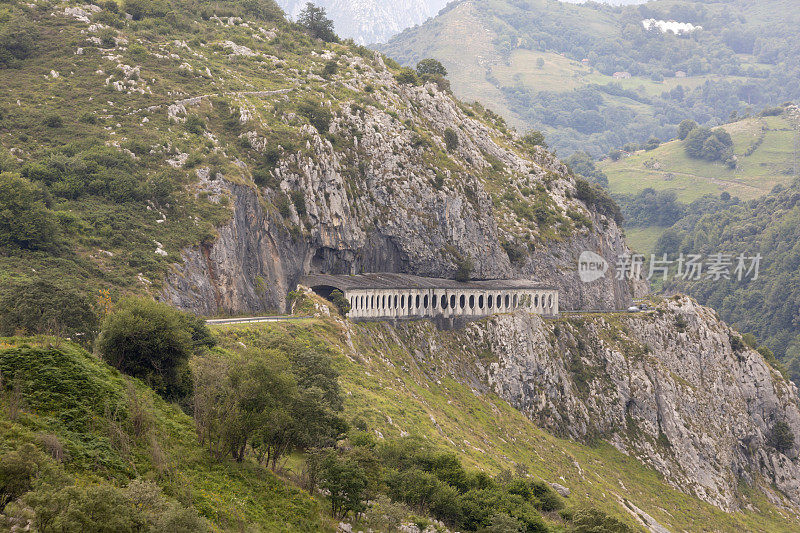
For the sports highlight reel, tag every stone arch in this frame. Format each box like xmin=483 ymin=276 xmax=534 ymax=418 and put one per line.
xmin=450 ymin=294 xmax=456 ymax=309
xmin=441 ymin=294 xmax=448 ymax=309
xmin=460 ymin=295 xmax=466 ymax=309
xmin=469 ymin=295 xmax=475 ymax=309
xmin=548 ymin=294 xmax=553 ymax=308
xmin=488 ymin=295 xmax=494 ymax=309
xmin=534 ymin=294 xmax=539 ymax=308
xmin=424 ymin=295 xmax=429 ymax=309
xmin=478 ymin=295 xmax=484 ymax=309
xmin=416 ymin=295 xmax=420 ymax=309
xmin=400 ymin=295 xmax=405 ymax=309
xmin=505 ymin=294 xmax=510 ymax=308
xmin=432 ymin=294 xmax=438 ymax=309
xmin=513 ymin=294 xmax=517 ymax=308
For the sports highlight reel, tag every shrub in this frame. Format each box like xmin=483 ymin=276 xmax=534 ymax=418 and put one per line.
xmin=0 ymin=444 xmax=42 ymax=513
xmin=97 ymin=297 xmax=203 ymax=400
xmin=521 ymin=130 xmax=547 ymax=150
xmin=298 ymin=99 xmax=332 ymax=133
xmin=0 ymin=19 xmax=38 ymax=68
xmin=677 ymin=119 xmax=698 ymax=140
xmin=771 ymin=420 xmax=795 ymax=453
xmin=240 ymin=0 xmax=284 ymax=22
xmin=329 ymin=290 xmax=350 ymax=316
xmin=290 ymin=190 xmax=307 ymax=217
xmin=42 ymin=115 xmax=63 ymax=128
xmin=455 ymin=256 xmax=474 ymax=282
xmin=394 ymin=68 xmax=420 ymax=86
xmin=574 ymin=177 xmax=622 ymax=225
xmin=0 ymin=173 xmax=59 ymax=250
xmin=444 ymin=128 xmax=459 ymax=152
xmin=322 ymin=59 xmax=338 ymax=78
xmin=0 ymin=280 xmax=98 ymax=342
xmin=184 ymin=114 xmax=205 ymax=134
xmin=416 ymin=59 xmax=447 ymax=77
xmin=570 ymin=508 xmax=633 ymax=532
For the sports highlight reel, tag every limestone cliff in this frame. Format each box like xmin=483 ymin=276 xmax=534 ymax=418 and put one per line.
xmin=162 ymin=49 xmax=642 ymax=315
xmin=363 ymin=296 xmax=800 ymax=512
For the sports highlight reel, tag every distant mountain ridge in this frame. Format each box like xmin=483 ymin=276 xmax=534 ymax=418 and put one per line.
xmin=277 ymin=0 xmax=449 ymax=43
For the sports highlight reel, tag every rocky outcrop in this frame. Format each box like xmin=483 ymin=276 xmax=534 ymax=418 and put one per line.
xmin=469 ymin=296 xmax=800 ymax=511
xmin=162 ymin=50 xmax=642 ymax=315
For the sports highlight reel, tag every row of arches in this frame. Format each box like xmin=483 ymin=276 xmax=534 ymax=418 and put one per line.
xmin=346 ymin=289 xmax=557 ymax=319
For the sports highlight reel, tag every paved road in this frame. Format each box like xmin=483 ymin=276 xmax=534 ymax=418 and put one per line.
xmin=205 ymin=316 xmax=311 ymax=326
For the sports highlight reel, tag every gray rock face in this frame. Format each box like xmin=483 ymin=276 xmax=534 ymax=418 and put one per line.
xmin=162 ymin=52 xmax=642 ymax=315
xmin=463 ymin=296 xmax=800 ymax=510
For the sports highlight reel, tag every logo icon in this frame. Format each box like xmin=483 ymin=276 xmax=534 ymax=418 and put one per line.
xmin=578 ymin=251 xmax=608 ymax=283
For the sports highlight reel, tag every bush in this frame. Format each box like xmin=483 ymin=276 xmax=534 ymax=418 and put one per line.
xmin=322 ymin=59 xmax=338 ymax=78
xmin=574 ymin=178 xmax=622 ymax=225
xmin=521 ymin=130 xmax=547 ymax=150
xmin=570 ymin=508 xmax=633 ymax=532
xmin=416 ymin=59 xmax=447 ymax=77
xmin=0 ymin=173 xmax=59 ymax=250
xmin=97 ymin=298 xmax=203 ymax=400
xmin=329 ymin=290 xmax=350 ymax=316
xmin=0 ymin=444 xmax=42 ymax=513
xmin=455 ymin=256 xmax=474 ymax=282
xmin=0 ymin=280 xmax=98 ymax=342
xmin=0 ymin=19 xmax=38 ymax=68
xmin=771 ymin=420 xmax=795 ymax=453
xmin=394 ymin=68 xmax=420 ymax=86
xmin=677 ymin=119 xmax=698 ymax=140
xmin=42 ymin=115 xmax=63 ymax=128
xmin=444 ymin=128 xmax=459 ymax=152
xmin=298 ymin=99 xmax=332 ymax=133
xmin=184 ymin=114 xmax=205 ymax=134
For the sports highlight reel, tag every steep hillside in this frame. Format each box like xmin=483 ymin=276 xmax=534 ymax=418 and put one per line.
xmin=277 ymin=0 xmax=448 ymax=44
xmin=208 ymin=292 xmax=800 ymax=530
xmin=377 ymin=0 xmax=800 ymax=156
xmin=0 ymin=0 xmax=642 ymax=326
xmin=0 ymin=338 xmax=333 ymax=531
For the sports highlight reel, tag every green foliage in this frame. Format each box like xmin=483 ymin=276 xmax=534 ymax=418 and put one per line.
xmin=444 ymin=128 xmax=459 ymax=152
xmin=0 ymin=173 xmax=58 ymax=251
xmin=0 ymin=280 xmax=98 ymax=342
xmin=320 ymin=450 xmax=369 ymax=519
xmin=616 ymin=188 xmax=684 ymax=228
xmin=297 ymin=2 xmax=339 ymax=43
xmin=329 ymin=289 xmax=351 ymax=316
xmin=298 ymin=99 xmax=332 ymax=133
xmin=395 ymin=68 xmax=421 ymax=86
xmin=322 ymin=59 xmax=338 ymax=78
xmin=0 ymin=18 xmax=37 ymax=68
xmin=42 ymin=115 xmax=63 ymax=128
xmin=569 ymin=507 xmax=633 ymax=532
xmin=240 ymin=0 xmax=285 ymax=22
xmin=0 ymin=444 xmax=42 ymax=512
xmin=501 ymin=239 xmax=527 ymax=264
xmin=574 ymin=177 xmax=622 ymax=225
xmin=184 ymin=114 xmax=205 ymax=134
xmin=771 ymin=421 xmax=795 ymax=453
xmin=97 ymin=297 xmax=204 ymax=400
xmin=521 ymin=131 xmax=547 ymax=150
xmin=122 ymin=0 xmax=168 ymax=20
xmin=417 ymin=59 xmax=447 ymax=77
xmin=684 ymin=127 xmax=734 ymax=163
xmin=455 ymin=255 xmax=474 ymax=283
xmin=677 ymin=119 xmax=698 ymax=140
xmin=566 ymin=152 xmax=608 ymax=188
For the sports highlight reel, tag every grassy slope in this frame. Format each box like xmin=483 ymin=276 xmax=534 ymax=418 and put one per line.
xmin=0 ymin=338 xmax=333 ymax=532
xmin=599 ymin=114 xmax=798 ymax=204
xmin=599 ymin=112 xmax=799 ymax=252
xmin=212 ymin=313 xmax=800 ymax=533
